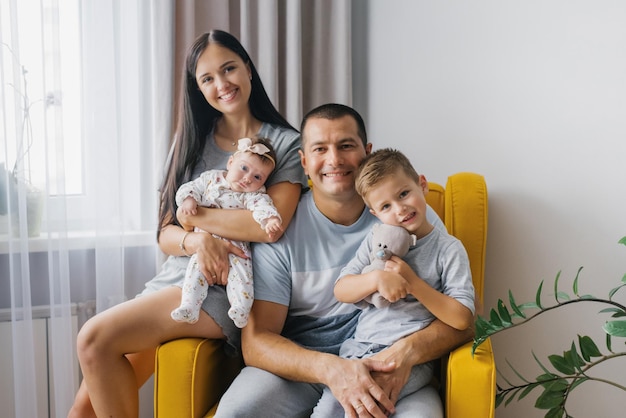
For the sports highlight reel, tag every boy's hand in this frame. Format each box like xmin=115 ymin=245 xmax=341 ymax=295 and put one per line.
xmin=384 ymin=256 xmax=415 ymax=281
xmin=376 ymin=271 xmax=409 ymax=303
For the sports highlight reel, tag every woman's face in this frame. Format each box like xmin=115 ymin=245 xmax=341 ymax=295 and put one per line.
xmin=194 ymin=43 xmax=252 ymax=116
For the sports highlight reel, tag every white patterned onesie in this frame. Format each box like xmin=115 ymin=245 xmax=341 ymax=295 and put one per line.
xmin=171 ymin=169 xmax=281 ymax=328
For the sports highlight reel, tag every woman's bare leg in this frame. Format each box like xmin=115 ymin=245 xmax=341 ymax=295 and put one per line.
xmin=68 ymin=348 xmax=155 ymax=418
xmin=73 ymin=286 xmax=224 ymax=418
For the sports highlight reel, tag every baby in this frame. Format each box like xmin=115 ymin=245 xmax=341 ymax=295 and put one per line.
xmin=171 ymin=137 xmax=281 ymax=327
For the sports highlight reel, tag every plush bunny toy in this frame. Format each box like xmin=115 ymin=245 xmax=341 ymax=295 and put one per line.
xmin=361 ymin=223 xmax=416 ymax=308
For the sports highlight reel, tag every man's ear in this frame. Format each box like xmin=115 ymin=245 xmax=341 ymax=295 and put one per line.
xmin=365 ymin=142 xmax=373 ymax=155
xmin=298 ymin=149 xmax=308 ymax=176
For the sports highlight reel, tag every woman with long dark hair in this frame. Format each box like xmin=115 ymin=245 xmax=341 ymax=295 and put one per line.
xmin=68 ymin=30 xmax=306 ymax=418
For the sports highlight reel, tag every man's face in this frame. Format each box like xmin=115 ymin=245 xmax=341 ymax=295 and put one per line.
xmin=299 ymin=115 xmax=371 ymax=200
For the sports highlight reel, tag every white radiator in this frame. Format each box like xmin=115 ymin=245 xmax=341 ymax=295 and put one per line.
xmin=0 ymin=302 xmax=94 ymax=418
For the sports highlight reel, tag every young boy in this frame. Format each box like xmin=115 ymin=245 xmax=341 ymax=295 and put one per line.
xmin=311 ymin=148 xmax=475 ymax=417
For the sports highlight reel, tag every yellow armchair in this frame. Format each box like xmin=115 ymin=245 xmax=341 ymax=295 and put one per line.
xmin=154 ymin=172 xmax=495 ymax=418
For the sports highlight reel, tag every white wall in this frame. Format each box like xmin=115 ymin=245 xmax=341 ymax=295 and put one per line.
xmin=354 ymin=1 xmax=626 ymax=416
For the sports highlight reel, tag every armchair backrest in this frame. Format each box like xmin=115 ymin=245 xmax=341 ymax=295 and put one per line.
xmin=426 ymin=173 xmax=488 ymax=305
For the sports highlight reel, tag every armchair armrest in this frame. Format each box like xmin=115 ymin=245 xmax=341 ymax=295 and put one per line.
xmin=154 ymin=338 xmax=241 ymax=418
xmin=444 ymin=338 xmax=496 ymax=418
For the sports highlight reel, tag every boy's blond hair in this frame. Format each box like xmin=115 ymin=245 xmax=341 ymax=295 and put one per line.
xmin=355 ymin=148 xmax=421 ymax=204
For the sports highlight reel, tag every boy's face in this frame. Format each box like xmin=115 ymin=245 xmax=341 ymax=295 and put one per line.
xmin=366 ymin=169 xmax=433 ymax=237
xmin=226 ymin=152 xmax=273 ymax=193
xmin=299 ymin=115 xmax=371 ymax=201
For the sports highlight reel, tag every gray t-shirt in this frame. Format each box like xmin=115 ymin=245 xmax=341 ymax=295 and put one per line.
xmin=192 ymin=122 xmax=307 ymax=188
xmin=340 ymin=227 xmax=475 ymax=346
xmin=252 ymin=192 xmax=445 ymax=354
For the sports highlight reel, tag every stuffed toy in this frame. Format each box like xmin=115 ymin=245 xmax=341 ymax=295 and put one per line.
xmin=361 ymin=223 xmax=415 ymax=308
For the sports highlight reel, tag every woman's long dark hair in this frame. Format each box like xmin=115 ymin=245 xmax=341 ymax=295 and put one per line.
xmin=158 ymin=30 xmax=296 ymax=239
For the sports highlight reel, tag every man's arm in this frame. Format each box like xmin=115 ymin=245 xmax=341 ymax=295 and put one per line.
xmin=370 ymin=319 xmax=474 ymax=404
xmin=242 ymin=300 xmax=397 ymax=418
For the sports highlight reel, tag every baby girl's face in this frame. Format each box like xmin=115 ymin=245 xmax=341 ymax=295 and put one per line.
xmin=226 ymin=152 xmax=273 ymax=193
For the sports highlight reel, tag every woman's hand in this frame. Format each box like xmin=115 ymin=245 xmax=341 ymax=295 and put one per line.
xmin=185 ymin=232 xmax=247 ymax=285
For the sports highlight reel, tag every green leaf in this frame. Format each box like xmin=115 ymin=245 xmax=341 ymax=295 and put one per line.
xmin=609 ymin=284 xmax=626 ymax=300
xmin=508 ymin=290 xmax=526 ymax=319
xmin=572 ymin=267 xmax=583 ymax=297
xmin=548 ymin=354 xmax=575 ymax=375
xmin=556 ymin=291 xmax=570 ymax=302
xmin=505 ymin=358 xmax=531 ymax=384
xmin=498 ymin=300 xmax=512 ymax=325
xmin=622 ymin=273 xmax=626 ymax=284
xmin=618 ymin=236 xmax=626 ymax=246
xmin=603 ymin=320 xmax=626 ymax=337
xmin=536 ymin=280 xmax=545 ymax=309
xmin=505 ymin=388 xmax=521 ymax=406
xmin=578 ymin=335 xmax=602 ymax=361
xmin=519 ymin=301 xmax=541 ymax=310
xmin=553 ymin=271 xmax=562 ymax=304
xmin=533 ymin=351 xmax=554 ymax=376
xmin=606 ymin=333 xmax=613 ymax=353
xmin=495 ymin=392 xmax=506 ymax=408
xmin=569 ymin=376 xmax=588 ymax=392
xmin=545 ymin=406 xmax=565 ymax=418
xmin=496 ymin=367 xmax=516 ymax=387
xmin=537 ymin=373 xmax=558 ymax=384
xmin=564 ymin=343 xmax=585 ymax=373
xmin=518 ymin=382 xmax=541 ymax=400
xmin=535 ymin=387 xmax=565 ymax=409
xmin=598 ymin=307 xmax=626 ymax=318
xmin=490 ymin=308 xmax=503 ymax=327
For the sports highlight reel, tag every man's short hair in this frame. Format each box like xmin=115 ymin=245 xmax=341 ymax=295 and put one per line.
xmin=300 ymin=103 xmax=368 ymax=147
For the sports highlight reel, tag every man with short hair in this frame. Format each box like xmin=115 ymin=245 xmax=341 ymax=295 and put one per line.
xmin=216 ymin=103 xmax=473 ymax=418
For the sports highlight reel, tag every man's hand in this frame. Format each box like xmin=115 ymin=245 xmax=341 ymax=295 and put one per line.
xmin=369 ymin=338 xmax=414 ymax=406
xmin=326 ymin=357 xmax=396 ymax=418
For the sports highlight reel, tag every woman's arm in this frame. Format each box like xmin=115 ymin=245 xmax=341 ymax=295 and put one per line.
xmin=177 ymin=181 xmax=301 ymax=243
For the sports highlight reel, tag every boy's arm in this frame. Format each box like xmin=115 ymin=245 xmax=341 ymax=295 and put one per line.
xmin=334 ymin=273 xmax=379 ymax=303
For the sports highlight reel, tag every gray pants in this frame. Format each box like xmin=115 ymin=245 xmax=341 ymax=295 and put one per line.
xmin=215 ymin=366 xmax=443 ymax=418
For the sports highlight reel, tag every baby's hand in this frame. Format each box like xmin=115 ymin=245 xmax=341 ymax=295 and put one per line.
xmin=264 ymin=217 xmax=283 ymax=239
xmin=179 ymin=196 xmax=198 ymax=216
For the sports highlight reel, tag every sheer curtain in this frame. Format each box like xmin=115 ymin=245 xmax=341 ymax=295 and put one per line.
xmin=174 ymin=0 xmax=353 ymax=128
xmin=0 ymin=1 xmax=173 ymax=417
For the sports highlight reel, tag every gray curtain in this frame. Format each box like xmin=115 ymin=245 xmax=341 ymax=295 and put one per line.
xmin=174 ymin=0 xmax=353 ymax=128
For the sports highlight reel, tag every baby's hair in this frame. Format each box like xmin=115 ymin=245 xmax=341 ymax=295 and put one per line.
xmin=238 ymin=136 xmax=277 ymax=170
xmin=355 ymin=148 xmax=420 ymax=201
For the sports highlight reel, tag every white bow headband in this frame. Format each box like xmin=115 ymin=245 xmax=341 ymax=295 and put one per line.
xmin=235 ymin=138 xmax=275 ymax=166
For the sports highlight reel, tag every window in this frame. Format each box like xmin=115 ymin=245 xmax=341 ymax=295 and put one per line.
xmin=1 ymin=0 xmax=82 ymax=196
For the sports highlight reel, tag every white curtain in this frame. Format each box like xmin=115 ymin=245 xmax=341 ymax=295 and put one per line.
xmin=1 ymin=0 xmax=351 ymax=416
xmin=174 ymin=0 xmax=353 ymax=128
xmin=0 ymin=0 xmax=173 ymax=417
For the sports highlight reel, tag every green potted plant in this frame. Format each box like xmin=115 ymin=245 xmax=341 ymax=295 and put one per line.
xmin=472 ymin=236 xmax=626 ymax=418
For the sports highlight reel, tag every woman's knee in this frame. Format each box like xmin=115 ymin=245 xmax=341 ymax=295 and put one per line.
xmin=76 ymin=315 xmax=111 ymax=366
